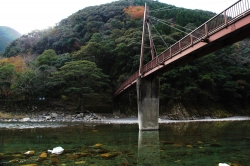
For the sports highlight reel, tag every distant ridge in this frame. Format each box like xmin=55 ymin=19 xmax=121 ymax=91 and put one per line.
xmin=0 ymin=26 xmax=22 ymax=52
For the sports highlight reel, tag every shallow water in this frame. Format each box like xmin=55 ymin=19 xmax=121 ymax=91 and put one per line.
xmin=0 ymin=120 xmax=250 ymax=166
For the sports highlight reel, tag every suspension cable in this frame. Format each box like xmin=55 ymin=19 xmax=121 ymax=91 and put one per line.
xmin=151 ymin=22 xmax=169 ymax=48
xmin=149 ymin=15 xmax=200 ymax=39
xmin=150 ymin=15 xmax=197 ymax=34
xmin=150 ymin=7 xmax=178 ymax=13
xmin=149 ymin=6 xmax=173 ymax=12
xmin=146 ymin=22 xmax=158 ymax=56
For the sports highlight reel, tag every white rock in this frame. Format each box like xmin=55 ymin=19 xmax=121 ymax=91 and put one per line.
xmin=218 ymin=163 xmax=230 ymax=166
xmin=21 ymin=118 xmax=31 ymax=122
xmin=44 ymin=116 xmax=51 ymax=120
xmin=48 ymin=146 xmax=64 ymax=155
xmin=51 ymin=113 xmax=58 ymax=118
xmin=24 ymin=151 xmax=31 ymax=154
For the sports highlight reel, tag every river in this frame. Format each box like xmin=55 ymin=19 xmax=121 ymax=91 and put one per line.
xmin=0 ymin=119 xmax=250 ymax=165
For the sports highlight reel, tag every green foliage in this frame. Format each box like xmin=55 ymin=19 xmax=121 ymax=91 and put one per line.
xmin=13 ymin=70 xmax=37 ymax=99
xmin=36 ymin=49 xmax=58 ymax=66
xmin=160 ymin=40 xmax=250 ymax=110
xmin=72 ymin=42 xmax=101 ymax=59
xmin=52 ymin=53 xmax=72 ymax=68
xmin=0 ymin=63 xmax=16 ymax=98
xmin=0 ymin=0 xmax=249 ymax=113
xmin=50 ymin=60 xmax=109 ymax=107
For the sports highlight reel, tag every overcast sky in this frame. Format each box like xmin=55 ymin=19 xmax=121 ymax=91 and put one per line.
xmin=0 ymin=0 xmax=237 ymax=34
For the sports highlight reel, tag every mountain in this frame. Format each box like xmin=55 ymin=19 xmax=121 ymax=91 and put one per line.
xmin=2 ymin=0 xmax=214 ymax=74
xmin=2 ymin=0 xmax=214 ymax=57
xmin=0 ymin=26 xmax=22 ymax=52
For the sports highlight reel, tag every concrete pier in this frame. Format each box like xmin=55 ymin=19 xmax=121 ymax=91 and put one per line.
xmin=136 ymin=76 xmax=159 ymax=130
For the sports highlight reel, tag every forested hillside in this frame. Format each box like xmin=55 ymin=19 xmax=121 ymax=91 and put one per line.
xmin=1 ymin=0 xmax=250 ymax=116
xmin=0 ymin=26 xmax=21 ymax=53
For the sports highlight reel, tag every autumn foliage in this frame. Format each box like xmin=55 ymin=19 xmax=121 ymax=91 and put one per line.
xmin=0 ymin=55 xmax=26 ymax=72
xmin=0 ymin=56 xmax=27 ymax=98
xmin=123 ymin=6 xmax=145 ymax=19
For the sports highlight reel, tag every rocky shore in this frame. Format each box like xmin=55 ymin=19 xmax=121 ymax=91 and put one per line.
xmin=0 ymin=101 xmax=118 ymax=122
xmin=1 ymin=109 xmax=250 ymax=125
xmin=0 ymin=110 xmax=122 ymax=122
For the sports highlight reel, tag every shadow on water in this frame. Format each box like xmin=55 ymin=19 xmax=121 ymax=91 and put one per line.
xmin=0 ymin=121 xmax=249 ymax=165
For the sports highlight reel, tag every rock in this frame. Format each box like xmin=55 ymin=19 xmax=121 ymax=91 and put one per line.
xmin=101 ymin=152 xmax=119 ymax=159
xmin=50 ymin=157 xmax=59 ymax=165
xmin=39 ymin=152 xmax=47 ymax=158
xmin=173 ymin=143 xmax=182 ymax=147
xmin=75 ymin=161 xmax=86 ymax=164
xmin=21 ymin=118 xmax=31 ymax=122
xmin=24 ymin=150 xmax=35 ymax=155
xmin=85 ymin=115 xmax=91 ymax=119
xmin=197 ymin=141 xmax=203 ymax=144
xmin=65 ymin=115 xmax=72 ymax=119
xmin=65 ymin=154 xmax=80 ymax=159
xmin=76 ymin=114 xmax=82 ymax=118
xmin=94 ymin=143 xmax=103 ymax=148
xmin=48 ymin=147 xmax=64 ymax=155
xmin=44 ymin=116 xmax=51 ymax=120
xmin=12 ymin=153 xmax=22 ymax=157
xmin=218 ymin=163 xmax=230 ymax=166
xmin=51 ymin=113 xmax=58 ymax=118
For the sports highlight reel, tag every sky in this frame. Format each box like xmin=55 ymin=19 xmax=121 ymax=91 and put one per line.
xmin=0 ymin=0 xmax=237 ymax=35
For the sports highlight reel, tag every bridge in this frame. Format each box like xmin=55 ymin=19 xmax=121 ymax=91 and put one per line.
xmin=114 ymin=0 xmax=250 ymax=130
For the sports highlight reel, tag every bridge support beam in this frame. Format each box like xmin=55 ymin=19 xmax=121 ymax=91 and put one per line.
xmin=137 ymin=76 xmax=159 ymax=130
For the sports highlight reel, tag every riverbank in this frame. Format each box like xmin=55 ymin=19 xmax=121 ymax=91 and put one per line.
xmin=0 ymin=110 xmax=249 ymax=125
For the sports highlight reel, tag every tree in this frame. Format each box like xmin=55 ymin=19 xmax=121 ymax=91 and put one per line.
xmin=0 ymin=63 xmax=16 ymax=98
xmin=50 ymin=60 xmax=109 ymax=110
xmin=13 ymin=64 xmax=57 ymax=100
xmin=0 ymin=56 xmax=27 ymax=99
xmin=52 ymin=53 xmax=72 ymax=68
xmin=72 ymin=42 xmax=101 ymax=60
xmin=36 ymin=49 xmax=58 ymax=66
xmin=123 ymin=6 xmax=145 ymax=19
xmin=13 ymin=70 xmax=36 ymax=100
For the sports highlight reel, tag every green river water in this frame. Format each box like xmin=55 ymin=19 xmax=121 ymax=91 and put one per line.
xmin=0 ymin=120 xmax=250 ymax=166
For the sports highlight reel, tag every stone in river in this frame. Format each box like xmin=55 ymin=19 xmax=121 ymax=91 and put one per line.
xmin=47 ymin=146 xmax=64 ymax=155
xmin=51 ymin=157 xmax=59 ymax=165
xmin=75 ymin=161 xmax=86 ymax=164
xmin=39 ymin=152 xmax=47 ymax=158
xmin=24 ymin=150 xmax=35 ymax=155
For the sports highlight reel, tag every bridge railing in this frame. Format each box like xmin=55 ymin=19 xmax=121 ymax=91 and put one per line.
xmin=114 ymin=0 xmax=250 ymax=97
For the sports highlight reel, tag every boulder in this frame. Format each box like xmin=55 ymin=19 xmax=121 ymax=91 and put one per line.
xmin=51 ymin=113 xmax=58 ymax=118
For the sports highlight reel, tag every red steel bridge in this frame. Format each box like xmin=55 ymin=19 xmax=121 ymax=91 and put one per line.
xmin=114 ymin=0 xmax=250 ymax=97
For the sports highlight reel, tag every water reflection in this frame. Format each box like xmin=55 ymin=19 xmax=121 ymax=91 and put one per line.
xmin=138 ymin=130 xmax=160 ymax=165
xmin=0 ymin=121 xmax=250 ymax=165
